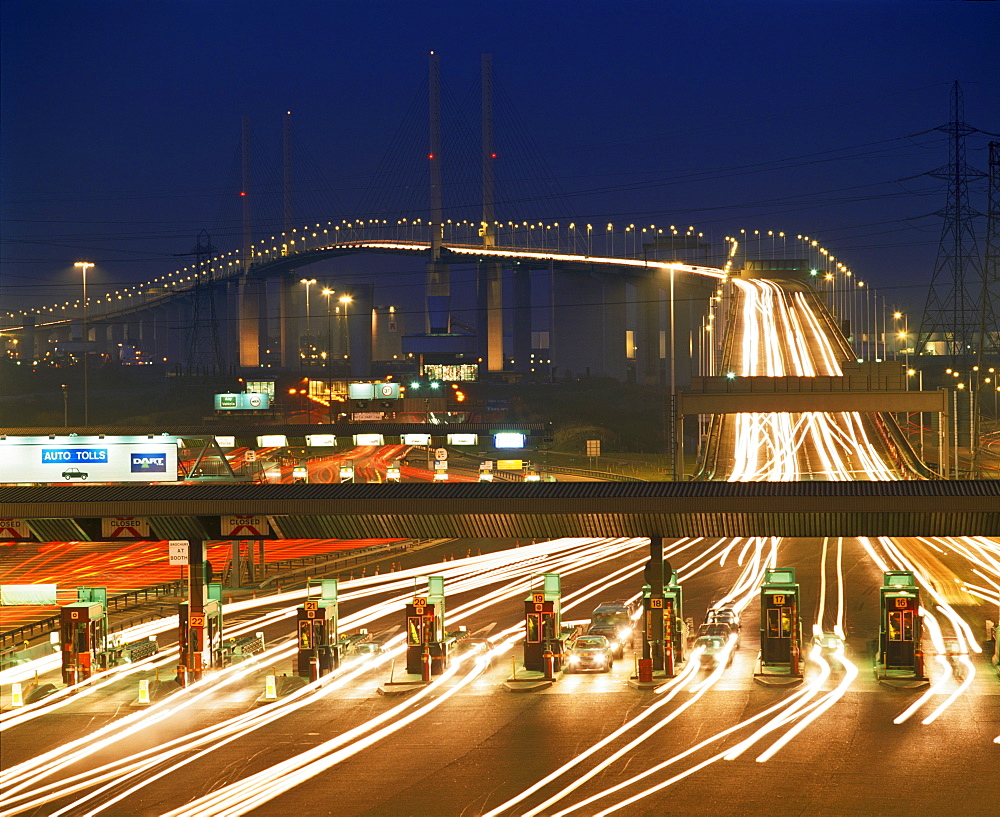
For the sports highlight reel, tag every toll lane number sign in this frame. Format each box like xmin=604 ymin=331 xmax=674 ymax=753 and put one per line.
xmin=189 ymin=614 xmax=205 ymax=628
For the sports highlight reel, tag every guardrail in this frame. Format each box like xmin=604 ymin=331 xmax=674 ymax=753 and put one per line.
xmin=0 ymin=579 xmax=185 ymax=649
xmin=257 ymin=540 xmax=446 ymax=588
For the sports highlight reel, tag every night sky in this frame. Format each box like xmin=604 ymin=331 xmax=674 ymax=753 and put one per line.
xmin=2 ymin=0 xmax=997 ymax=322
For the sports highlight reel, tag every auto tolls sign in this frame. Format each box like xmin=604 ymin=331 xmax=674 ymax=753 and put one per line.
xmin=0 ymin=436 xmax=179 ymax=484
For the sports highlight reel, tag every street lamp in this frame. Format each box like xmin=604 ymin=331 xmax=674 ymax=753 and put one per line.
xmin=339 ymin=294 xmax=353 ymax=368
xmin=74 ymin=261 xmax=94 ymax=425
xmin=322 ymin=288 xmax=335 ymax=421
xmin=300 ymin=278 xmax=317 ymax=366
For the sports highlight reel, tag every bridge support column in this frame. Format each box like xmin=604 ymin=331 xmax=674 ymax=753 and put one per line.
xmin=279 ymin=276 xmax=301 ymax=369
xmin=635 ymin=278 xmax=663 ymax=385
xmin=19 ymin=316 xmax=36 ymax=363
xmin=551 ymin=268 xmax=626 ymax=380
xmin=477 ymin=261 xmax=503 ymax=372
xmin=91 ymin=324 xmax=108 ymax=357
xmin=426 ymin=262 xmax=451 ymax=334
xmin=512 ymin=264 xmax=531 ymax=373
xmin=237 ymin=277 xmax=263 ymax=368
xmin=348 ymin=284 xmax=373 ymax=378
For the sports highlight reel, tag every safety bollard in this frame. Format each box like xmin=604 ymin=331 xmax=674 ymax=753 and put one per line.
xmin=11 ymin=682 xmax=24 ymax=708
xmin=665 ymin=644 xmax=674 ymax=677
xmin=422 ymin=650 xmax=432 ymax=682
xmin=791 ymin=640 xmax=800 ymax=676
xmin=264 ymin=675 xmax=277 ymax=700
xmin=543 ymin=649 xmax=555 ymax=681
xmin=915 ymin=647 xmax=924 ymax=679
xmin=138 ymin=679 xmax=151 ymax=705
xmin=177 ymin=665 xmax=187 ymax=688
xmin=310 ymin=657 xmax=320 ymax=683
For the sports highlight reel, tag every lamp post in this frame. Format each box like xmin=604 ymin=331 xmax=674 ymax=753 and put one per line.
xmin=74 ymin=262 xmax=94 ymax=425
xmin=61 ymin=383 xmax=69 ymax=428
xmin=322 ymin=288 xmax=335 ymax=422
xmin=300 ymin=278 xmax=317 ymax=367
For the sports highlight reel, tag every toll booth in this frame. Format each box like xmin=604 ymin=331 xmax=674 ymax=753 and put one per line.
xmin=523 ymin=573 xmax=563 ymax=673
xmin=296 ymin=579 xmax=340 ymax=679
xmin=59 ymin=587 xmax=108 ymax=684
xmin=878 ymin=571 xmax=924 ymax=679
xmin=759 ymin=568 xmax=802 ymax=676
xmin=178 ymin=584 xmax=224 ymax=678
xmin=642 ymin=561 xmax=683 ymax=673
xmin=405 ymin=576 xmax=447 ymax=676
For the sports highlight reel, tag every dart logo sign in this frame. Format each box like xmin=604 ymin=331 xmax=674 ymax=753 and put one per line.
xmin=131 ymin=453 xmax=167 ymax=472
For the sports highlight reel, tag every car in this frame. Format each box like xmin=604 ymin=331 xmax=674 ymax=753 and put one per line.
xmin=61 ymin=467 xmax=88 ymax=480
xmin=565 ymin=635 xmax=614 ymax=673
xmin=693 ymin=635 xmax=733 ymax=668
xmin=590 ymin=601 xmax=637 ymax=653
xmin=812 ymin=632 xmax=845 ymax=654
xmin=706 ymin=607 xmax=740 ymax=630
xmin=586 ymin=624 xmax=626 ymax=659
xmin=699 ymin=621 xmax=740 ymax=648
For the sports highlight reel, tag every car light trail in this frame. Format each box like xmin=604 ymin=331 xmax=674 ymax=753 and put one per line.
xmin=483 ymin=540 xmax=774 ymax=817
xmin=2 ymin=537 xmax=651 ymax=815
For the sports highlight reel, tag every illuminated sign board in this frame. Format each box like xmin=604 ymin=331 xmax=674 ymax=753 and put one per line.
xmin=305 ymin=434 xmax=338 ymax=447
xmin=349 ymin=382 xmax=399 ymax=400
xmin=214 ymin=436 xmax=236 ymax=448
xmin=348 ymin=383 xmax=375 ymax=400
xmin=494 ymin=433 xmax=525 ymax=449
xmin=354 ymin=434 xmax=385 ymax=446
xmin=0 ymin=436 xmax=179 ymax=484
xmin=447 ymin=434 xmax=478 ymax=445
xmin=402 ymin=433 xmax=431 ymax=446
xmin=497 ymin=459 xmax=524 ymax=470
xmin=256 ymin=435 xmax=288 ymax=448
xmin=214 ymin=393 xmax=270 ymax=411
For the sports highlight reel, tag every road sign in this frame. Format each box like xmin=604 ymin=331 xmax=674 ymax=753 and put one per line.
xmin=102 ymin=517 xmax=150 ymax=538
xmin=304 ymin=600 xmax=319 ymax=611
xmin=434 ymin=448 xmax=448 ymax=461
xmin=497 ymin=459 xmax=523 ymax=470
xmin=414 ymin=596 xmax=427 ymax=607
xmin=0 ymin=519 xmax=30 ymax=539
xmin=532 ymin=592 xmax=545 ymax=604
xmin=189 ymin=613 xmax=205 ymax=628
xmin=245 ymin=450 xmax=257 ymax=462
xmin=221 ymin=515 xmax=268 ymax=537
xmin=586 ymin=439 xmax=601 ymax=457
xmin=168 ymin=541 xmax=189 ymax=565
xmin=434 ymin=460 xmax=448 ymax=470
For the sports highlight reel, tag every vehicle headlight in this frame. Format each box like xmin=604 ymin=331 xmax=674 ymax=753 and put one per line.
xmin=597 ymin=652 xmax=607 ymax=661
xmin=568 ymin=654 xmax=580 ymax=664
xmin=619 ymin=628 xmax=632 ymax=639
xmin=609 ymin=641 xmax=620 ymax=650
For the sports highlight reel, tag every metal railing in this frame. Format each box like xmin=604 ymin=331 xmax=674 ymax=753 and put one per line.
xmin=0 ymin=579 xmax=185 ymax=649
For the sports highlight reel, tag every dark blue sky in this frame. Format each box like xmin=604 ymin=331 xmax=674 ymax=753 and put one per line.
xmin=2 ymin=0 xmax=997 ymax=320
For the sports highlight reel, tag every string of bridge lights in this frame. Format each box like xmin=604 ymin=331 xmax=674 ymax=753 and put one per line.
xmin=6 ymin=220 xmax=859 ymax=325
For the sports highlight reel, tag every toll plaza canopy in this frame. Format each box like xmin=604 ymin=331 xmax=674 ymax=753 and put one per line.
xmin=1 ymin=480 xmax=998 ymax=540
